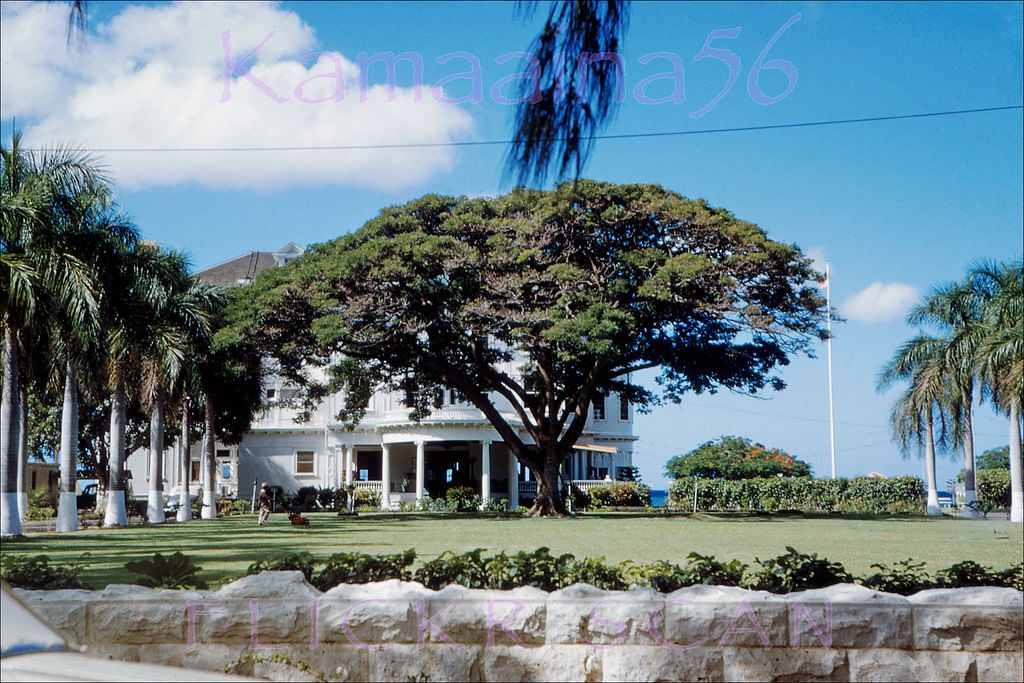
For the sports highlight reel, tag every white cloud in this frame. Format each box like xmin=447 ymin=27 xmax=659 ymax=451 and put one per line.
xmin=0 ymin=1 xmax=473 ymax=191
xmin=840 ymin=282 xmax=920 ymax=323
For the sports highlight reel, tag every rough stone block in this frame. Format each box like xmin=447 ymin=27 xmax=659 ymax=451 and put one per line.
xmin=318 ymin=580 xmax=433 ymax=646
xmin=365 ymin=643 xmax=484 ymax=681
xmin=601 ymin=645 xmax=725 ymax=682
xmin=848 ymin=648 xmax=978 ymax=682
xmin=215 ymin=571 xmax=321 ymax=600
xmin=87 ymin=590 xmax=196 ymax=644
xmin=195 ymin=597 xmax=315 ymax=646
xmin=722 ymin=646 xmax=849 ymax=682
xmin=547 ymin=584 xmax=663 ymax=646
xmin=661 ymin=585 xmax=789 ymax=649
xmin=976 ymin=651 xmax=1024 ymax=683
xmin=909 ymin=588 xmax=1024 ymax=651
xmin=483 ymin=644 xmax=601 ymax=682
xmin=14 ymin=588 xmax=100 ymax=645
xmin=421 ymin=584 xmax=547 ymax=646
xmin=786 ymin=584 xmax=912 ymax=649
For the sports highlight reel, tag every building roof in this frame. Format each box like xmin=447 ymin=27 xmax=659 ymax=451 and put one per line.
xmin=196 ymin=243 xmax=305 ymax=286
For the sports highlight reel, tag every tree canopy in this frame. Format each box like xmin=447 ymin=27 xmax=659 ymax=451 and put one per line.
xmin=664 ymin=435 xmax=813 ymax=480
xmin=235 ymin=180 xmax=825 ymax=514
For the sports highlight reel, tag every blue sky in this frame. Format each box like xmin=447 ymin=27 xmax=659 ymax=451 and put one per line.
xmin=2 ymin=1 xmax=1021 ymax=489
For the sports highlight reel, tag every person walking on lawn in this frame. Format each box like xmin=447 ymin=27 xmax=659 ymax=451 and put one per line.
xmin=257 ymin=483 xmax=272 ymax=525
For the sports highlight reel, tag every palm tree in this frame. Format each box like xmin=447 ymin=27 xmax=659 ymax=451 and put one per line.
xmin=139 ymin=249 xmax=217 ymax=524
xmin=880 ymin=340 xmax=954 ymax=515
xmin=968 ymin=261 xmax=1023 ymax=522
xmin=907 ymin=279 xmax=986 ymax=516
xmin=2 ymin=131 xmax=108 ymax=537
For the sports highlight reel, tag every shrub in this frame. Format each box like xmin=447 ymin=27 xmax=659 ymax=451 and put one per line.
xmin=488 ymin=547 xmax=576 ymax=592
xmin=665 ymin=436 xmax=812 ymax=480
xmin=414 ymin=549 xmax=489 ymax=590
xmin=218 ymin=499 xmax=252 ymax=516
xmin=314 ymin=549 xmax=416 ymax=590
xmin=667 ymin=476 xmax=925 ymax=514
xmin=860 ymin=560 xmax=937 ymax=595
xmin=587 ymin=482 xmax=652 ymax=508
xmin=294 ymin=486 xmax=321 ymax=511
xmin=247 ymin=552 xmax=317 ymax=582
xmin=445 ymin=486 xmax=481 ymax=512
xmin=351 ymin=487 xmax=381 ymax=510
xmin=482 ymin=498 xmax=510 ymax=513
xmin=746 ymin=546 xmax=853 ymax=593
xmin=1 ymin=553 xmax=92 ymax=589
xmin=623 ymin=560 xmax=693 ymax=593
xmin=937 ymin=560 xmax=1017 ymax=589
xmin=564 ymin=556 xmax=628 ymax=591
xmin=682 ymin=552 xmax=747 ymax=586
xmin=26 ymin=489 xmax=56 ymax=520
xmin=977 ymin=469 xmax=1011 ymax=510
xmin=124 ymin=551 xmax=208 ymax=589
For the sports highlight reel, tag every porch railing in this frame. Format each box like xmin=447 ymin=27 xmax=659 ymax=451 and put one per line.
xmin=352 ymin=480 xmax=383 ymax=493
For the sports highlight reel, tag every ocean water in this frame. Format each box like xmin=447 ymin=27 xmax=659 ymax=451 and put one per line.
xmin=650 ymin=489 xmax=667 ymax=507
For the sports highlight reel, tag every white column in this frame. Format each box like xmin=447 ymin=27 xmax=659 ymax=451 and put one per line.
xmin=480 ymin=440 xmax=491 ymax=507
xmin=343 ymin=446 xmax=352 ymax=485
xmin=415 ymin=440 xmax=426 ymax=502
xmin=507 ymin=451 xmax=519 ymax=510
xmin=381 ymin=443 xmax=391 ymax=510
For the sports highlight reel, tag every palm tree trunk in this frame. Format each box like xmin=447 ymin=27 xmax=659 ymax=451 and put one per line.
xmin=17 ymin=386 xmax=28 ymax=524
xmin=924 ymin=410 xmax=940 ymax=516
xmin=960 ymin=388 xmax=980 ymax=517
xmin=1 ymin=324 xmax=22 ymax=537
xmin=178 ymin=398 xmax=193 ymax=522
xmin=146 ymin=382 xmax=166 ymax=523
xmin=56 ymin=358 xmax=80 ymax=532
xmin=1010 ymin=401 xmax=1022 ymax=523
xmin=104 ymin=360 xmax=128 ymax=527
xmin=201 ymin=394 xmax=217 ymax=519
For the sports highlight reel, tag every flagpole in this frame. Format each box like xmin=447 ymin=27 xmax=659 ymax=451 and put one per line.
xmin=826 ymin=260 xmax=837 ymax=479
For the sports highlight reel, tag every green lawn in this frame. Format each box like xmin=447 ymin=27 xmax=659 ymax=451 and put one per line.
xmin=3 ymin=512 xmax=1021 ymax=589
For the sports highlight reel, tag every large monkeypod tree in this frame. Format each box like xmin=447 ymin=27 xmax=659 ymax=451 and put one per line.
xmin=239 ymin=181 xmax=826 ymax=515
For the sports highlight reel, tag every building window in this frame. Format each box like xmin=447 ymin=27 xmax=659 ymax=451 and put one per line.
xmin=266 ymin=388 xmax=276 ymax=400
xmin=593 ymin=394 xmax=606 ymax=421
xmin=221 ymin=464 xmax=232 ymax=479
xmin=619 ymin=395 xmax=629 ymax=421
xmin=190 ymin=461 xmax=201 ymax=481
xmin=296 ymin=451 xmax=315 ymax=475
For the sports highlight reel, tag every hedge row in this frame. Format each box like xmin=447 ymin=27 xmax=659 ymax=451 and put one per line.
xmin=667 ymin=476 xmax=926 ymax=514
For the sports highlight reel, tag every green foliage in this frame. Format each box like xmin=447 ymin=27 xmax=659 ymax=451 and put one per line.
xmin=482 ymin=498 xmax=510 ymax=513
xmin=235 ymin=180 xmax=825 ymax=515
xmin=622 ymin=560 xmax=693 ymax=593
xmin=313 ymin=550 xmax=416 ymax=591
xmin=247 ymin=552 xmax=317 ymax=583
xmin=218 ymin=499 xmax=252 ymax=516
xmin=668 ymin=476 xmax=926 ymax=514
xmin=414 ymin=549 xmax=489 ymax=590
xmin=976 ymin=469 xmax=1011 ymax=509
xmin=586 ymin=482 xmax=652 ymax=508
xmin=351 ymin=487 xmax=381 ymax=510
xmin=564 ymin=556 xmax=629 ymax=591
xmin=1 ymin=553 xmax=92 ymax=589
xmin=665 ymin=436 xmax=813 ymax=480
xmin=976 ymin=446 xmax=1010 ymax=471
xmin=445 ymin=486 xmax=481 ymax=512
xmin=746 ymin=546 xmax=853 ymax=594
xmin=26 ymin=488 xmax=56 ymax=520
xmin=860 ymin=560 xmax=937 ymax=595
xmin=124 ymin=551 xmax=208 ymax=589
xmin=937 ymin=561 xmax=1020 ymax=589
xmin=681 ymin=552 xmax=748 ymax=586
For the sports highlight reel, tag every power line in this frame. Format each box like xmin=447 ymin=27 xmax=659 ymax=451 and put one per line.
xmin=19 ymin=104 xmax=1022 ymax=153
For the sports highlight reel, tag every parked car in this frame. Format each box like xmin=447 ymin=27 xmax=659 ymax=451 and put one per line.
xmin=76 ymin=484 xmax=97 ymax=511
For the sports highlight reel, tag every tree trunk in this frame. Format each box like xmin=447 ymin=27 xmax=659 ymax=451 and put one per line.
xmin=201 ymin=394 xmax=217 ymax=519
xmin=1010 ymin=401 xmax=1022 ymax=524
xmin=56 ymin=358 xmax=80 ymax=532
xmin=1 ymin=324 xmax=22 ymax=537
xmin=924 ymin=410 xmax=940 ymax=516
xmin=178 ymin=398 xmax=193 ymax=522
xmin=147 ymin=382 xmax=166 ymax=523
xmin=17 ymin=385 xmax=28 ymax=524
xmin=104 ymin=360 xmax=128 ymax=527
xmin=527 ymin=449 xmax=567 ymax=516
xmin=960 ymin=389 xmax=980 ymax=517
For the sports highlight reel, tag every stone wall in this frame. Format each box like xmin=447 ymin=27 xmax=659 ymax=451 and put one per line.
xmin=15 ymin=573 xmax=1023 ymax=682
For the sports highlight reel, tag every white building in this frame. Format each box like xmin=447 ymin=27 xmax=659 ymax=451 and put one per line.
xmin=127 ymin=244 xmax=637 ymax=509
